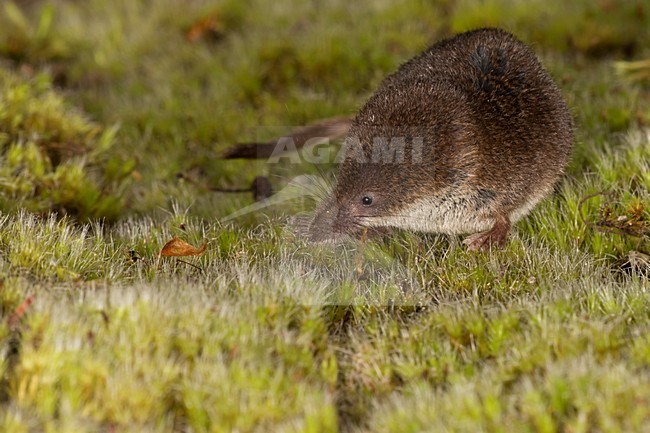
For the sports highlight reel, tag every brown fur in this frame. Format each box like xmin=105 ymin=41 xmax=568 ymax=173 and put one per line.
xmin=311 ymin=28 xmax=573 ymax=250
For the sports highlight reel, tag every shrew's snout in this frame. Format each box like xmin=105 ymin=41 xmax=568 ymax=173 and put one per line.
xmin=332 ymin=205 xmax=353 ymax=234
xmin=333 ymin=200 xmax=372 ymax=235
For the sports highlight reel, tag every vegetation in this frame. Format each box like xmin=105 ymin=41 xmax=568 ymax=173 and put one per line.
xmin=0 ymin=0 xmax=648 ymax=431
xmin=0 ymin=69 xmax=130 ymax=220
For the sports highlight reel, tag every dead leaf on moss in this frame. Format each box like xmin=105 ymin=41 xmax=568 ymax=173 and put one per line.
xmin=185 ymin=14 xmax=223 ymax=43
xmin=8 ymin=294 xmax=35 ymax=327
xmin=160 ymin=237 xmax=207 ymax=257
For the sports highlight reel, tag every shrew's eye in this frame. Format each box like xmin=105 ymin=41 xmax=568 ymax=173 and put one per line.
xmin=361 ymin=196 xmax=373 ymax=206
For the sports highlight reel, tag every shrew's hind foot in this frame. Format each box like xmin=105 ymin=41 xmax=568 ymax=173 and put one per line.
xmin=463 ymin=215 xmax=511 ymax=252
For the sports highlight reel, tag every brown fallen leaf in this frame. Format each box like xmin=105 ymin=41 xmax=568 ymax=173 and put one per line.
xmin=8 ymin=294 xmax=36 ymax=327
xmin=160 ymin=237 xmax=208 ymax=257
xmin=185 ymin=14 xmax=223 ymax=43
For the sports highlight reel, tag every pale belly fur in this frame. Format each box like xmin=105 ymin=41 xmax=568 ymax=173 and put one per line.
xmin=360 ymin=186 xmax=552 ymax=235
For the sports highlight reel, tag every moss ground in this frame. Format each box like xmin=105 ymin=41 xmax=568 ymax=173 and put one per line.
xmin=0 ymin=0 xmax=649 ymax=431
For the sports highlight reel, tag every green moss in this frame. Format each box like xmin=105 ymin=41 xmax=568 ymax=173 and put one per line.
xmin=451 ymin=0 xmax=649 ymax=56
xmin=0 ymin=69 xmax=130 ymax=220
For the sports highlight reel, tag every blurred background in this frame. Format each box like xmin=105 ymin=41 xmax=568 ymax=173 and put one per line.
xmin=0 ymin=0 xmax=648 ymax=221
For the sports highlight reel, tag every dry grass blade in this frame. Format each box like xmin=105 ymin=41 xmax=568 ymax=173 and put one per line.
xmin=615 ymin=59 xmax=650 ymax=82
xmin=578 ymin=191 xmax=649 ymax=238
